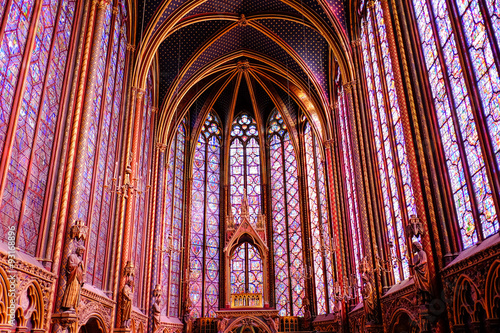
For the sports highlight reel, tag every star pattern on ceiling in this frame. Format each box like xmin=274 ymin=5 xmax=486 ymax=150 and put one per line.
xmin=132 ymin=0 xmax=351 ymax=142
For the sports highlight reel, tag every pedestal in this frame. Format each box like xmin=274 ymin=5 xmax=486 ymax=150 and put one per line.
xmin=51 ymin=312 xmax=78 ymax=333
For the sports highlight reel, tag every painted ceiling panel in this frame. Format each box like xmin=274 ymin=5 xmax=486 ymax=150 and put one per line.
xmin=174 ymin=25 xmax=311 ymax=99
xmin=249 ymin=76 xmax=275 ymax=122
xmin=213 ymin=74 xmax=237 ymax=125
xmin=233 ymin=74 xmax=253 ymax=116
xmin=189 ymin=82 xmax=215 ymax=130
xmin=139 ymin=0 xmax=346 ymax=44
xmin=302 ymin=0 xmax=347 ymax=32
xmin=158 ymin=20 xmax=230 ymax=104
xmin=257 ymin=19 xmax=329 ymax=100
xmin=185 ymin=0 xmax=300 ymax=16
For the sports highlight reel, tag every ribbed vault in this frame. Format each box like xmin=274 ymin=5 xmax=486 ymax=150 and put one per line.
xmin=129 ymin=0 xmax=355 ymax=146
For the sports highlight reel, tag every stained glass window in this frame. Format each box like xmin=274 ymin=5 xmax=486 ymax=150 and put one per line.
xmin=189 ymin=113 xmax=221 ymax=318
xmin=230 ymin=242 xmax=263 ymax=294
xmin=361 ymin=2 xmax=414 ymax=283
xmin=410 ymin=0 xmax=499 ymax=247
xmin=268 ymin=110 xmax=305 ymax=316
xmin=162 ymin=119 xmax=187 ymax=317
xmin=83 ymin=5 xmax=128 ymax=289
xmin=230 ymin=114 xmax=262 ymax=226
xmin=0 ymin=0 xmax=77 ymax=255
xmin=304 ymin=122 xmax=335 ymax=314
xmin=337 ymin=87 xmax=363 ymax=293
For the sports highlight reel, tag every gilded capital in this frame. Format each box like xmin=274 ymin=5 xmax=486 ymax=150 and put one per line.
xmin=351 ymin=38 xmax=362 ymax=48
xmin=343 ymin=80 xmax=356 ymax=93
xmin=126 ymin=43 xmax=136 ymax=52
xmin=156 ymin=142 xmax=167 ymax=152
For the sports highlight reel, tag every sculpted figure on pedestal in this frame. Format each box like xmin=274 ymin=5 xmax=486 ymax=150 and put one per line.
xmin=121 ymin=278 xmax=134 ymax=328
xmin=411 ymin=240 xmax=432 ymax=302
xmin=61 ymin=245 xmax=85 ymax=312
xmin=360 ymin=258 xmax=376 ymax=323
xmin=217 ymin=316 xmax=230 ymax=333
xmin=152 ymin=285 xmax=162 ymax=332
xmin=265 ymin=316 xmax=279 ymax=333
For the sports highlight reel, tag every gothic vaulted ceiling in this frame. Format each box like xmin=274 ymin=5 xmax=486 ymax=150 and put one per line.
xmin=130 ymin=0 xmax=354 ymax=143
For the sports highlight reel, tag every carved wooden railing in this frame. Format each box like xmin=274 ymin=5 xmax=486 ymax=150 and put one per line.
xmin=230 ymin=293 xmax=263 ymax=308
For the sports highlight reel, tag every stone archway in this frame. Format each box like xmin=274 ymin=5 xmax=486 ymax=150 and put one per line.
xmin=79 ymin=317 xmax=105 ymax=333
xmin=224 ymin=316 xmax=272 ymax=333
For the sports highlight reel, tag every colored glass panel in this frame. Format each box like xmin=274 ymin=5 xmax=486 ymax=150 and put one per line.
xmin=305 ymin=122 xmax=328 ymax=314
xmin=163 ymin=121 xmax=186 ymax=317
xmin=230 ymin=242 xmax=263 ymax=294
xmin=0 ymin=0 xmax=35 ymax=157
xmin=456 ymin=0 xmax=500 ymax=237
xmin=230 ymin=114 xmax=261 ymax=226
xmin=269 ymin=111 xmax=304 ymax=316
xmin=411 ymin=0 xmax=498 ymax=247
xmin=189 ymin=113 xmax=221 ymax=318
xmin=0 ymin=0 xmax=76 ymax=255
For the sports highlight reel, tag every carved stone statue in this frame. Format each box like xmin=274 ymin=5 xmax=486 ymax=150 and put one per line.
xmin=265 ymin=316 xmax=279 ymax=333
xmin=217 ymin=316 xmax=230 ymax=333
xmin=411 ymin=240 xmax=431 ymax=302
xmin=302 ymin=297 xmax=311 ymax=321
xmin=121 ymin=278 xmax=134 ymax=328
xmin=184 ymin=299 xmax=195 ymax=333
xmin=360 ymin=266 xmax=376 ymax=323
xmin=61 ymin=245 xmax=85 ymax=312
xmin=184 ymin=312 xmax=194 ymax=333
xmin=152 ymin=285 xmax=162 ymax=331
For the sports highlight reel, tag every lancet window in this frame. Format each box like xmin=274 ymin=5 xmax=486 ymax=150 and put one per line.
xmin=230 ymin=114 xmax=262 ymax=226
xmin=304 ymin=122 xmax=335 ymax=314
xmin=409 ymin=0 xmax=499 ymax=248
xmin=162 ymin=119 xmax=187 ymax=317
xmin=189 ymin=113 xmax=222 ymax=318
xmin=0 ymin=0 xmax=78 ymax=255
xmin=268 ymin=110 xmax=305 ymax=316
xmin=361 ymin=1 xmax=416 ymax=283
